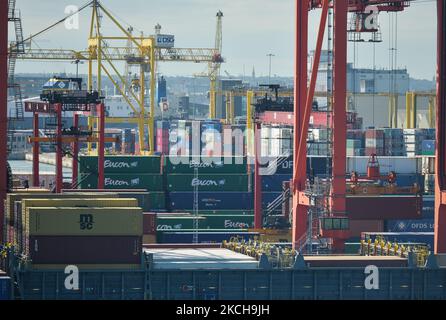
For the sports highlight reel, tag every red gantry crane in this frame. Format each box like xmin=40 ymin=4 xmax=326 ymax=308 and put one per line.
xmin=292 ymin=0 xmax=420 ymax=252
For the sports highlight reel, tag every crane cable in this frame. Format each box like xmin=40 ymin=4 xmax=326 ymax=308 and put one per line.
xmin=19 ymin=0 xmax=94 ymax=46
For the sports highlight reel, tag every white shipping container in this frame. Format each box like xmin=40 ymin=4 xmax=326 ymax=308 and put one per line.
xmin=365 ymin=139 xmax=383 ymax=148
xmin=270 ymin=128 xmax=281 ymax=139
xmin=280 ymin=128 xmax=293 ymax=139
xmin=270 ymin=139 xmax=281 ymax=156
xmin=261 ymin=126 xmax=271 ymax=139
xmin=261 ymin=138 xmax=270 ymax=157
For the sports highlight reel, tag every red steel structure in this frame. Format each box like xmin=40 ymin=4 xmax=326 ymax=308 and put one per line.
xmin=292 ymin=0 xmax=417 ymax=251
xmin=436 ymin=0 xmax=446 ymax=254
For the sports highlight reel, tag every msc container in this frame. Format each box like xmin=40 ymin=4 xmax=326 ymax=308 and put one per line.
xmin=158 ymin=231 xmax=259 ymax=244
xmin=27 ymin=207 xmax=143 ymax=236
xmin=385 ymin=219 xmax=434 ymax=233
xmin=165 ymin=156 xmax=247 ymax=174
xmin=261 ymin=174 xmax=292 ymax=192
xmin=166 ymin=174 xmax=250 ymax=192
xmin=5 ymin=192 xmax=120 ymax=225
xmin=29 ymin=236 xmax=142 ymax=264
xmin=79 ymin=174 xmax=164 ymax=191
xmin=168 ymin=192 xmax=254 ymax=210
xmin=79 ymin=156 xmax=162 ymax=174
xmin=0 ymin=277 xmax=12 ymax=300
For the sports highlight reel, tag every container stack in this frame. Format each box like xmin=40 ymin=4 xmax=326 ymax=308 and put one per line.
xmin=403 ymin=128 xmax=435 ymax=157
xmin=383 ymin=129 xmax=405 ymax=156
xmin=122 ymin=129 xmax=136 ymax=155
xmin=3 ymin=194 xmax=143 ymax=270
xmin=421 ymin=140 xmax=435 ymax=156
xmin=78 ymin=156 xmax=166 ymax=211
xmin=158 ymin=156 xmax=255 ymax=243
xmin=155 ymin=120 xmax=170 ymax=154
xmin=261 ymin=126 xmax=293 ymax=157
xmin=365 ymin=129 xmax=384 ymax=156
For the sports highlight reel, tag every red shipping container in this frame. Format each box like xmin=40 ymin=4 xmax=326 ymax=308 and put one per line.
xmin=29 ymin=236 xmax=142 ymax=264
xmin=346 ymin=195 xmax=421 ymax=220
xmin=349 ymin=220 xmax=384 ymax=238
xmin=143 ymin=213 xmax=157 ymax=235
xmin=365 ymin=129 xmax=384 ymax=139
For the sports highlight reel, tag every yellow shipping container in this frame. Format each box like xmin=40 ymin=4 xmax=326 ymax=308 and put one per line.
xmin=6 ymin=192 xmax=120 ymax=224
xmin=27 ymin=207 xmax=143 ymax=236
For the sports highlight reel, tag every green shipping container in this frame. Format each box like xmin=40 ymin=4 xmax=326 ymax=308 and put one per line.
xmin=179 ymin=210 xmax=254 ymax=216
xmin=166 ymin=174 xmax=250 ymax=192
xmin=165 ymin=156 xmax=247 ymax=174
xmin=201 ymin=215 xmax=254 ymax=229
xmin=156 ymin=216 xmax=206 ymax=231
xmin=79 ymin=174 xmax=164 ymax=191
xmin=79 ymin=156 xmax=162 ymax=174
xmin=27 ymin=207 xmax=143 ymax=236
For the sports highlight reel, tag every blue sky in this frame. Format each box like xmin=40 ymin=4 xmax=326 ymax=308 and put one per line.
xmin=13 ymin=0 xmax=437 ymax=80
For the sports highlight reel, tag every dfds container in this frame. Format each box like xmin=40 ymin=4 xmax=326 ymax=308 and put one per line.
xmin=79 ymin=156 xmax=162 ymax=174
xmin=165 ymin=156 xmax=247 ymax=174
xmin=30 ymin=236 xmax=142 ymax=264
xmin=385 ymin=219 xmax=434 ymax=233
xmin=261 ymin=174 xmax=292 ymax=192
xmin=79 ymin=174 xmax=164 ymax=191
xmin=0 ymin=277 xmax=12 ymax=300
xmin=361 ymin=232 xmax=434 ymax=249
xmin=169 ymin=192 xmax=253 ymax=210
xmin=27 ymin=207 xmax=143 ymax=236
xmin=166 ymin=174 xmax=250 ymax=192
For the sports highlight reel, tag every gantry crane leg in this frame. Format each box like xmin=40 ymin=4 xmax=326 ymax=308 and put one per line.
xmin=435 ymin=0 xmax=446 ymax=254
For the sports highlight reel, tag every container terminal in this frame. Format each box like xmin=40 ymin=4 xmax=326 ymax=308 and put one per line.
xmin=1 ymin=0 xmax=446 ymax=301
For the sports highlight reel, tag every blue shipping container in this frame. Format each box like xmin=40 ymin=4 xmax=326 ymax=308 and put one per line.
xmin=422 ymin=196 xmax=434 ymax=219
xmin=386 ymin=219 xmax=434 ymax=233
xmin=422 ymin=140 xmax=436 ymax=153
xmin=169 ymin=192 xmax=253 ymax=210
xmin=396 ymin=174 xmax=424 ymax=189
xmin=0 ymin=277 xmax=12 ymax=300
xmin=272 ymin=156 xmax=331 ymax=175
xmin=262 ymin=192 xmax=282 ymax=209
xmin=261 ymin=174 xmax=292 ymax=192
xmin=160 ymin=231 xmax=259 ymax=244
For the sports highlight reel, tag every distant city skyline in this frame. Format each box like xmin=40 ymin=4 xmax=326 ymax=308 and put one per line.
xmin=11 ymin=0 xmax=437 ymax=80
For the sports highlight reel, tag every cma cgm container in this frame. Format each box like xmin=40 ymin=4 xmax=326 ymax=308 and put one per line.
xmin=79 ymin=156 xmax=162 ymax=174
xmin=165 ymin=156 xmax=247 ymax=174
xmin=169 ymin=192 xmax=253 ymax=210
xmin=79 ymin=174 xmax=164 ymax=191
xmin=166 ymin=174 xmax=250 ymax=192
xmin=0 ymin=277 xmax=12 ymax=300
xmin=26 ymin=207 xmax=143 ymax=236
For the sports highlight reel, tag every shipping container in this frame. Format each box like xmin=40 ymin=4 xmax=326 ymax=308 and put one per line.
xmin=0 ymin=277 xmax=12 ymax=301
xmin=168 ymin=192 xmax=253 ymax=210
xmin=79 ymin=156 xmax=162 ymax=174
xmin=143 ymin=213 xmax=157 ymax=235
xmin=385 ymin=219 xmax=434 ymax=233
xmin=346 ymin=195 xmax=421 ymax=220
xmin=156 ymin=216 xmax=206 ymax=231
xmin=165 ymin=156 xmax=247 ymax=174
xmin=349 ymin=220 xmax=384 ymax=238
xmin=200 ymin=215 xmax=254 ymax=229
xmin=179 ymin=210 xmax=254 ymax=216
xmin=158 ymin=231 xmax=259 ymax=244
xmin=29 ymin=236 xmax=142 ymax=264
xmin=27 ymin=207 xmax=143 ymax=236
xmin=166 ymin=174 xmax=250 ymax=192
xmin=79 ymin=174 xmax=164 ymax=191
xmin=422 ymin=140 xmax=436 ymax=156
